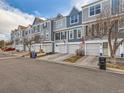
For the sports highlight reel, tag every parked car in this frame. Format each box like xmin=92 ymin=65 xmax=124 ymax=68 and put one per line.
xmin=4 ymin=48 xmax=15 ymax=51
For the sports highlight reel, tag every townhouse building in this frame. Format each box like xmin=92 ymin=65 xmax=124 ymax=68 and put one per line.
xmin=11 ymin=17 xmax=54 ymax=53
xmin=82 ymin=0 xmax=124 ymax=57
xmin=66 ymin=7 xmax=84 ymax=54
xmin=53 ymin=7 xmax=84 ymax=54
xmin=11 ymin=0 xmax=124 ymax=57
xmin=53 ymin=14 xmax=68 ymax=53
xmin=11 ymin=25 xmax=27 ymax=51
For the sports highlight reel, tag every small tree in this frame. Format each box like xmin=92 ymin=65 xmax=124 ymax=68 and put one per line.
xmin=23 ymin=37 xmax=35 ymax=52
xmin=96 ymin=1 xmax=124 ymax=62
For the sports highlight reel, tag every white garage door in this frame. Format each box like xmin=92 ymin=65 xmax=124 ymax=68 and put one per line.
xmin=68 ymin=44 xmax=79 ymax=54
xmin=43 ymin=43 xmax=52 ymax=53
xmin=86 ymin=43 xmax=100 ymax=56
xmin=55 ymin=44 xmax=67 ymax=53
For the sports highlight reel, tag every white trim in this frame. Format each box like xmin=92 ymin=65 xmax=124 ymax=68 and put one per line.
xmin=53 ymin=28 xmax=67 ymax=32
xmin=67 ymin=25 xmax=82 ymax=29
xmin=85 ymin=39 xmax=108 ymax=43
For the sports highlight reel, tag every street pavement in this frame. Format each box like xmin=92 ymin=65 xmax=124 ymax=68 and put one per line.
xmin=0 ymin=53 xmax=124 ymax=93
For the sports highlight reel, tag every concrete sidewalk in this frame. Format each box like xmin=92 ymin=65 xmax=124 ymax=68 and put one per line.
xmin=38 ymin=54 xmax=124 ymax=75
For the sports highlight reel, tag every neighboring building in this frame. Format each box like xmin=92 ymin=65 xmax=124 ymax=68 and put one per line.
xmin=82 ymin=0 xmax=124 ymax=57
xmin=53 ymin=14 xmax=68 ymax=53
xmin=66 ymin=7 xmax=84 ymax=54
xmin=11 ymin=25 xmax=27 ymax=51
xmin=11 ymin=17 xmax=54 ymax=53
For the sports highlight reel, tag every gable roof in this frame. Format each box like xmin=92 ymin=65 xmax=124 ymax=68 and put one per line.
xmin=68 ymin=7 xmax=80 ymax=15
xmin=32 ymin=17 xmax=45 ymax=25
xmin=18 ymin=25 xmax=27 ymax=30
xmin=56 ymin=13 xmax=63 ymax=18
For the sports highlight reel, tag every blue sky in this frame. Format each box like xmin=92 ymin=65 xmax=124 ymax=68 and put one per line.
xmin=0 ymin=0 xmax=93 ymax=41
xmin=6 ymin=0 xmax=72 ymax=18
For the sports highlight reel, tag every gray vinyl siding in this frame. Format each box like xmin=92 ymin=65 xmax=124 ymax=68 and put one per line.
xmin=53 ymin=17 xmax=66 ymax=31
xmin=38 ymin=20 xmax=52 ymax=41
xmin=82 ymin=0 xmax=110 ymax=23
xmin=68 ymin=26 xmax=83 ymax=42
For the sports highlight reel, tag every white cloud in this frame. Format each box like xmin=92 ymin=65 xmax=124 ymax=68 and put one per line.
xmin=63 ymin=0 xmax=95 ymax=15
xmin=0 ymin=0 xmax=35 ymax=40
xmin=71 ymin=0 xmax=95 ymax=10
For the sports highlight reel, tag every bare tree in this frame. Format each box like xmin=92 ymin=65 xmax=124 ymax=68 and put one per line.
xmin=96 ymin=1 xmax=124 ymax=60
xmin=23 ymin=37 xmax=35 ymax=52
xmin=34 ymin=35 xmax=41 ymax=43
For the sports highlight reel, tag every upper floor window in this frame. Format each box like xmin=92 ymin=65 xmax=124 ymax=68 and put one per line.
xmin=70 ymin=15 xmax=79 ymax=24
xmin=37 ymin=25 xmax=40 ymax=32
xmin=90 ymin=4 xmax=101 ymax=16
xmin=43 ymin=22 xmax=47 ymax=28
xmin=55 ymin=20 xmax=63 ymax=29
xmin=69 ymin=30 xmax=74 ymax=39
xmin=33 ymin=26 xmax=36 ymax=32
xmin=122 ymin=0 xmax=124 ymax=10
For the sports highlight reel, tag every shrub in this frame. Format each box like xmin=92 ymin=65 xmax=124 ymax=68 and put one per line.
xmin=75 ymin=49 xmax=85 ymax=56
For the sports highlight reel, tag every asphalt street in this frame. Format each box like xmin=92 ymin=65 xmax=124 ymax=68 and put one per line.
xmin=0 ymin=53 xmax=124 ymax=93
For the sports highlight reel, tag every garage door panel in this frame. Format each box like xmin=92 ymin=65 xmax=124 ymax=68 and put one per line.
xmin=69 ymin=44 xmax=79 ymax=54
xmin=55 ymin=44 xmax=67 ymax=53
xmin=86 ymin=43 xmax=100 ymax=56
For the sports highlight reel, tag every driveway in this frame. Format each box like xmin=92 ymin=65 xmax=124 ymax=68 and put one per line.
xmin=76 ymin=56 xmax=98 ymax=68
xmin=0 ymin=53 xmax=124 ymax=93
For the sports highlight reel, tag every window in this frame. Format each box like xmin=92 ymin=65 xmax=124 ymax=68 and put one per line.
xmin=85 ymin=26 xmax=88 ymax=36
xmin=122 ymin=0 xmax=124 ymax=11
xmin=33 ymin=26 xmax=36 ymax=32
xmin=55 ymin=33 xmax=60 ymax=40
xmin=69 ymin=30 xmax=74 ymax=39
xmin=37 ymin=25 xmax=40 ymax=32
xmin=70 ymin=15 xmax=79 ymax=24
xmin=43 ymin=22 xmax=47 ymax=28
xmin=29 ymin=30 xmax=30 ymax=34
xmin=46 ymin=33 xmax=49 ymax=40
xmin=55 ymin=20 xmax=63 ymax=29
xmin=95 ymin=4 xmax=101 ymax=14
xmin=77 ymin=28 xmax=82 ymax=39
xmin=61 ymin=32 xmax=66 ymax=39
xmin=90 ymin=4 xmax=101 ymax=16
xmin=90 ymin=6 xmax=95 ymax=16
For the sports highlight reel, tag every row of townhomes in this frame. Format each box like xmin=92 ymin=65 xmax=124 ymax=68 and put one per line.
xmin=11 ymin=0 xmax=124 ymax=57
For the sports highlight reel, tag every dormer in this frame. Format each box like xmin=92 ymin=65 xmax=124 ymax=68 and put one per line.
xmin=67 ymin=7 xmax=82 ymax=27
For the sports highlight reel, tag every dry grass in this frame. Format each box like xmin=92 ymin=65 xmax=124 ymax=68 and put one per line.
xmin=64 ymin=55 xmax=82 ymax=63
xmin=106 ymin=57 xmax=124 ymax=63
xmin=107 ymin=63 xmax=124 ymax=70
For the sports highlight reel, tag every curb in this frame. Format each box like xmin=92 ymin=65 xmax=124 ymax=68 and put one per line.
xmin=37 ymin=58 xmax=124 ymax=75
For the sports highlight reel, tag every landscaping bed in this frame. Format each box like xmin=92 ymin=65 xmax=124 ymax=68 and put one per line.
xmin=107 ymin=63 xmax=124 ymax=70
xmin=106 ymin=57 xmax=124 ymax=70
xmin=64 ymin=55 xmax=83 ymax=63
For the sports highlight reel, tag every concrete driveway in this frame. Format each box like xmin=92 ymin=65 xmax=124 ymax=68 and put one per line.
xmin=38 ymin=53 xmax=73 ymax=62
xmin=76 ymin=56 xmax=98 ymax=68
